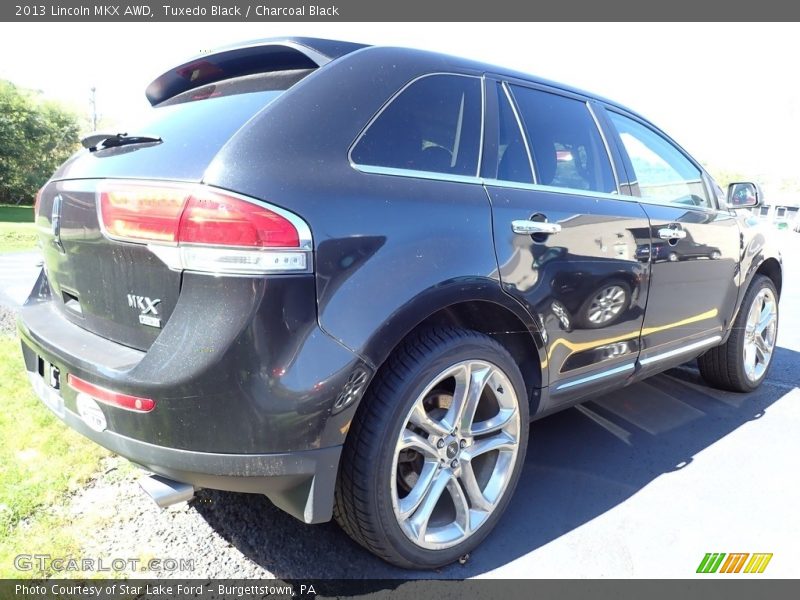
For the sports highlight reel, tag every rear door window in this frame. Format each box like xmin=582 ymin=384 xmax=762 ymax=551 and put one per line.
xmin=351 ymin=74 xmax=483 ymax=177
xmin=495 ymin=83 xmax=534 ymax=184
xmin=510 ymin=85 xmax=616 ymax=193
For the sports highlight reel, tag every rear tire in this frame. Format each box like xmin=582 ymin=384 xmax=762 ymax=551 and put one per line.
xmin=698 ymin=275 xmax=779 ymax=392
xmin=334 ymin=327 xmax=529 ymax=569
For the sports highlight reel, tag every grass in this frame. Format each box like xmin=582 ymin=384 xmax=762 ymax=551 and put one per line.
xmin=0 ymin=204 xmax=37 ymax=253
xmin=0 ymin=335 xmax=108 ymax=578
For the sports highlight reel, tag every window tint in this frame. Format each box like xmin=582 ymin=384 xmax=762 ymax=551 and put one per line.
xmin=608 ymin=112 xmax=711 ymax=208
xmin=65 ymin=87 xmax=290 ymax=181
xmin=510 ymin=86 xmax=616 ymax=193
xmin=352 ymin=74 xmax=482 ymax=177
xmin=496 ymin=83 xmax=533 ymax=183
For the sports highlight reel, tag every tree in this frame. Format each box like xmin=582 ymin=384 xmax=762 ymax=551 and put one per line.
xmin=0 ymin=80 xmax=82 ymax=205
xmin=701 ymin=164 xmax=752 ymax=189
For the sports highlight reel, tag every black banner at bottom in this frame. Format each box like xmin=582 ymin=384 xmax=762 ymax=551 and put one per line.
xmin=2 ymin=579 xmax=799 ymax=600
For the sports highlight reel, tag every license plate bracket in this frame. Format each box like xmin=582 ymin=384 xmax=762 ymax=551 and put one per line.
xmin=30 ymin=356 xmax=65 ymax=418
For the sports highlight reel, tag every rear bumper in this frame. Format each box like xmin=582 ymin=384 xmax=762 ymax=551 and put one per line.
xmin=17 ymin=271 xmax=372 ymax=523
xmin=25 ymin=373 xmax=341 ymax=522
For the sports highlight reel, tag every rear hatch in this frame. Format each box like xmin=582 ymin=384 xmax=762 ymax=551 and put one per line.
xmin=36 ymin=62 xmax=314 ymax=351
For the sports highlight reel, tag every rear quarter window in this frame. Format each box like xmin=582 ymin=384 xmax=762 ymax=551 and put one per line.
xmin=351 ymin=74 xmax=483 ymax=177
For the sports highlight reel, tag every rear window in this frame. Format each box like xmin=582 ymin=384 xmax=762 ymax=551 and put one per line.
xmin=124 ymin=70 xmax=304 ymax=159
xmin=351 ymin=74 xmax=483 ymax=177
xmin=61 ymin=71 xmax=308 ymax=182
xmin=134 ymin=90 xmax=280 ymax=148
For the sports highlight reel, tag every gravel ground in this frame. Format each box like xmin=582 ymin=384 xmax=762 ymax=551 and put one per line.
xmin=65 ymin=456 xmax=422 ymax=579
xmin=0 ymin=305 xmax=16 ymax=335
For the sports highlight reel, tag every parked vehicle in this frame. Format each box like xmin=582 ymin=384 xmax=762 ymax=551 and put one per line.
xmin=18 ymin=38 xmax=782 ymax=569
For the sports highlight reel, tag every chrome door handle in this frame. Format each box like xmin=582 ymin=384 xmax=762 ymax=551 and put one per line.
xmin=658 ymin=227 xmax=687 ymax=240
xmin=512 ymin=220 xmax=561 ymax=235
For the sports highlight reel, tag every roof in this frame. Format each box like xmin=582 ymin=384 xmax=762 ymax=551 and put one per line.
xmin=145 ymin=37 xmax=645 ymax=121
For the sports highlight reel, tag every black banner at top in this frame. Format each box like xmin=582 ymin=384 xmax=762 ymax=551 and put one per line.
xmin=2 ymin=0 xmax=800 ymax=21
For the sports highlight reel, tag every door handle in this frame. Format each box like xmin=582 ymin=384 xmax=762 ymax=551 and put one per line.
xmin=512 ymin=220 xmax=561 ymax=235
xmin=658 ymin=227 xmax=687 ymax=240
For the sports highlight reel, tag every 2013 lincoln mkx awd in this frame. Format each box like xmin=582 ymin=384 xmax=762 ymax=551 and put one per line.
xmin=18 ymin=37 xmax=782 ymax=569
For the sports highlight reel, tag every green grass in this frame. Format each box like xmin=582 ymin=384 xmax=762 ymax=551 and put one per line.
xmin=0 ymin=205 xmax=34 ymax=224
xmin=0 ymin=205 xmax=37 ymax=253
xmin=0 ymin=335 xmax=107 ymax=577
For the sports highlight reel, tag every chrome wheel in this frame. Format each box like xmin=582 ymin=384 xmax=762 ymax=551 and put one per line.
xmin=587 ymin=284 xmax=627 ymax=324
xmin=390 ymin=360 xmax=521 ymax=550
xmin=743 ymin=287 xmax=778 ymax=382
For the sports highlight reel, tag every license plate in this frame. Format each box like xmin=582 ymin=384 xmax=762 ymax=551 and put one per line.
xmin=28 ymin=360 xmax=65 ymax=418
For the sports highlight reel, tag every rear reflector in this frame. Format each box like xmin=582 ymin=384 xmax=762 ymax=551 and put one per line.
xmin=67 ymin=374 xmax=156 ymax=413
xmin=179 ymin=246 xmax=306 ymax=274
xmin=97 ymin=182 xmax=310 ymax=275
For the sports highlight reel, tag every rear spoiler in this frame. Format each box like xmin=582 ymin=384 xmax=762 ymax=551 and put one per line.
xmin=145 ymin=37 xmax=367 ymax=106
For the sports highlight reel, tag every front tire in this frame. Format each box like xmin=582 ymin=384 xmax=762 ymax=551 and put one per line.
xmin=698 ymin=275 xmax=779 ymax=392
xmin=334 ymin=327 xmax=529 ymax=569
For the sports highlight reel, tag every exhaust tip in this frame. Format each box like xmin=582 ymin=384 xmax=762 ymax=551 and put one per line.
xmin=139 ymin=474 xmax=195 ymax=508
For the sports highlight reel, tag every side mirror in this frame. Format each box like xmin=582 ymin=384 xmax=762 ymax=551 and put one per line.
xmin=727 ymin=182 xmax=760 ymax=208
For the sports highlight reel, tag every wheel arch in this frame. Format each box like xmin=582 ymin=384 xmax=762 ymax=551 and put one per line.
xmin=722 ymin=255 xmax=782 ymax=345
xmin=353 ymin=284 xmax=548 ymax=419
xmin=755 ymin=256 xmax=782 ymax=298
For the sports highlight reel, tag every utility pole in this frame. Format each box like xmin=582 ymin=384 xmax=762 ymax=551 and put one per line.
xmin=89 ymin=86 xmax=98 ymax=131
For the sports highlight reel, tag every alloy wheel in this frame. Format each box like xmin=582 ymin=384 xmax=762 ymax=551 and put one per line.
xmin=390 ymin=360 xmax=521 ymax=550
xmin=743 ymin=287 xmax=778 ymax=382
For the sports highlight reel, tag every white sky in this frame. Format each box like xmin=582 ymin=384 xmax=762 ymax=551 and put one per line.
xmin=1 ymin=22 xmax=798 ymax=181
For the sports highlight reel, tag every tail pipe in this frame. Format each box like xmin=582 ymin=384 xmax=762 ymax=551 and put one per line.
xmin=139 ymin=474 xmax=195 ymax=508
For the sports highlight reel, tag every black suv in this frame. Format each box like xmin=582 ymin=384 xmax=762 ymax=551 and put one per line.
xmin=18 ymin=38 xmax=782 ymax=569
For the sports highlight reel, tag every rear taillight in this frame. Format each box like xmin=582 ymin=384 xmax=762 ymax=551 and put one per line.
xmin=99 ymin=184 xmax=185 ymax=243
xmin=97 ymin=182 xmax=311 ymax=275
xmin=67 ymin=374 xmax=156 ymax=413
xmin=179 ymin=195 xmax=299 ymax=247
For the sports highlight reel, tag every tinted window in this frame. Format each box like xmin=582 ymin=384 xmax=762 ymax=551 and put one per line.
xmin=352 ymin=74 xmax=482 ymax=176
xmin=608 ymin=112 xmax=711 ymax=208
xmin=510 ymin=86 xmax=616 ymax=193
xmin=60 ymin=76 xmax=296 ymax=181
xmin=496 ymin=83 xmax=533 ymax=183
